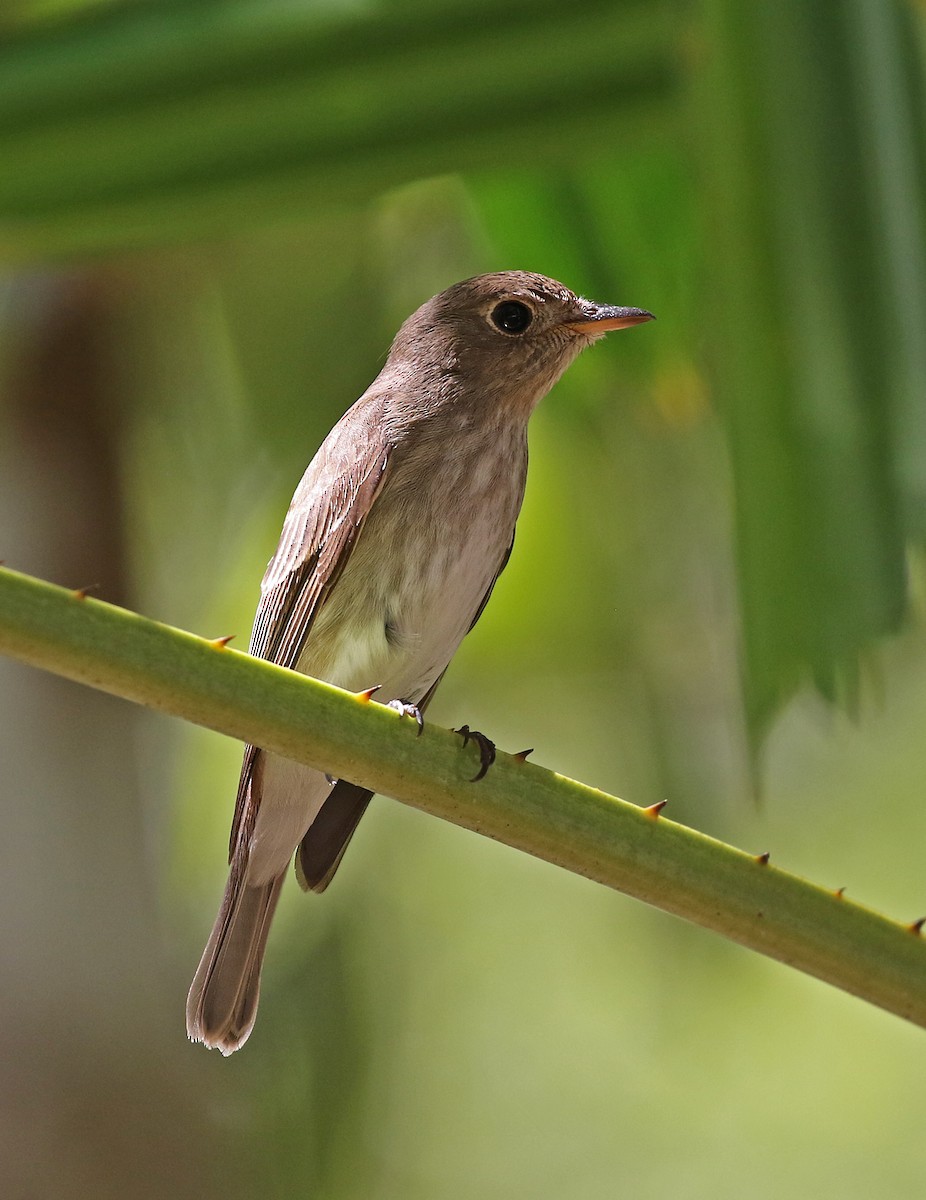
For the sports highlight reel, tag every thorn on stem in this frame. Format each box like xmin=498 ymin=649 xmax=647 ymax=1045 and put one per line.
xmin=643 ymin=799 xmax=668 ymax=819
xmin=909 ymin=917 xmax=926 ymax=936
xmin=356 ymin=685 xmax=382 ymax=703
xmin=210 ymin=634 xmax=235 ymax=649
xmin=72 ymin=583 xmax=100 ymax=600
xmin=513 ymin=748 xmax=534 ymax=763
xmin=834 ymin=887 xmax=846 ymax=900
xmin=754 ymin=851 xmax=770 ymax=866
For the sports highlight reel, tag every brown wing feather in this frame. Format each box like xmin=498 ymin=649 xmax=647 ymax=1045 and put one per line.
xmin=227 ymin=423 xmax=392 ymax=862
xmin=467 ymin=535 xmax=514 ymax=634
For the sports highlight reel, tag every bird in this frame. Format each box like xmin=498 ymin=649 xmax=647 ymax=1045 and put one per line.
xmin=186 ymin=271 xmax=653 ymax=1053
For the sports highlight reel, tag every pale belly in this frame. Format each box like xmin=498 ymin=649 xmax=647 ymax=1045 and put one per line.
xmin=301 ymin=498 xmax=513 ymax=701
xmin=299 ymin=428 xmax=526 ymax=703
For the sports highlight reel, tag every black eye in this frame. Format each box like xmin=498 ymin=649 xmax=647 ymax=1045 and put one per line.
xmin=490 ymin=300 xmax=533 ymax=334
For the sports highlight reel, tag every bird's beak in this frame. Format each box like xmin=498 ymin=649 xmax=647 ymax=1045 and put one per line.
xmin=567 ymin=305 xmax=655 ymax=334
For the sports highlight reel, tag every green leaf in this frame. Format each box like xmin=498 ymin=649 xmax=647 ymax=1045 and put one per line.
xmin=698 ymin=0 xmax=922 ymax=737
xmin=0 ymin=0 xmax=680 ymax=261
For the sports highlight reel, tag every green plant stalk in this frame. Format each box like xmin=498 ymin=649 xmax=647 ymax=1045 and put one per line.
xmin=1 ymin=563 xmax=924 ymax=1028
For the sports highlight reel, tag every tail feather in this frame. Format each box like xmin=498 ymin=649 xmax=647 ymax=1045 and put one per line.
xmin=296 ymin=781 xmax=373 ymax=894
xmin=186 ymin=868 xmax=285 ymax=1055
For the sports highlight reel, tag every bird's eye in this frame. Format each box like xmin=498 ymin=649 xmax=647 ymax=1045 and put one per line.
xmin=490 ymin=300 xmax=533 ymax=335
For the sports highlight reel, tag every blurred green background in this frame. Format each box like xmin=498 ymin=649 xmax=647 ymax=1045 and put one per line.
xmin=2 ymin=0 xmax=926 ymax=1196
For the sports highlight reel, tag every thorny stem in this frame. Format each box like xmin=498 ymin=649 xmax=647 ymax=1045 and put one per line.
xmin=1 ymin=564 xmax=925 ymax=1029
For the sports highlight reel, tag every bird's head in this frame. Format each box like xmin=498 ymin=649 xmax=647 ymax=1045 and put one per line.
xmin=387 ymin=271 xmax=653 ymax=416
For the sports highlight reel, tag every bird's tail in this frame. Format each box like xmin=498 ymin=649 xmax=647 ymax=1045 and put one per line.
xmin=186 ymin=867 xmax=285 ymax=1055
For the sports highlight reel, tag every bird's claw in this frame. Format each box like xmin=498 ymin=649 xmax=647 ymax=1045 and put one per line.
xmin=454 ymin=724 xmax=496 ymax=782
xmin=387 ymin=699 xmax=425 ymax=736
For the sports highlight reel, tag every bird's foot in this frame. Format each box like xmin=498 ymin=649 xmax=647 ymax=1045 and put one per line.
xmin=454 ymin=725 xmax=496 ymax=782
xmin=387 ymin=699 xmax=425 ymax=736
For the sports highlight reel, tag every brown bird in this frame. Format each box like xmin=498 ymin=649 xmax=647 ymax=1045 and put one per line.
xmin=186 ymin=271 xmax=653 ymax=1053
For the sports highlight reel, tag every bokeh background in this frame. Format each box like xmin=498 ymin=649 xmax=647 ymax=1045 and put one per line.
xmin=2 ymin=1 xmax=926 ymax=1196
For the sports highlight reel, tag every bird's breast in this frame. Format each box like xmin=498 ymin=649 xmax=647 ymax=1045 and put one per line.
xmin=301 ymin=418 xmax=527 ymax=701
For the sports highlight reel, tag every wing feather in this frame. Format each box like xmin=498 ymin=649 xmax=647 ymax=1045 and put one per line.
xmin=227 ymin=423 xmax=391 ymax=861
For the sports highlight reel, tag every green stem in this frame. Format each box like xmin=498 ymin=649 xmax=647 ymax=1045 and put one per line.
xmin=1 ymin=563 xmax=924 ymax=1028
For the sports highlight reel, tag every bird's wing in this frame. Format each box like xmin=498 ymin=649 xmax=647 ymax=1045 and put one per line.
xmin=228 ymin=422 xmax=392 ymax=862
xmin=250 ymin=440 xmax=391 ymax=666
xmin=467 ymin=534 xmax=514 ymax=633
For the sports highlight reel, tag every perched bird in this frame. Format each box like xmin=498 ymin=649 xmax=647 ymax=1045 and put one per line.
xmin=187 ymin=271 xmax=652 ymax=1053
